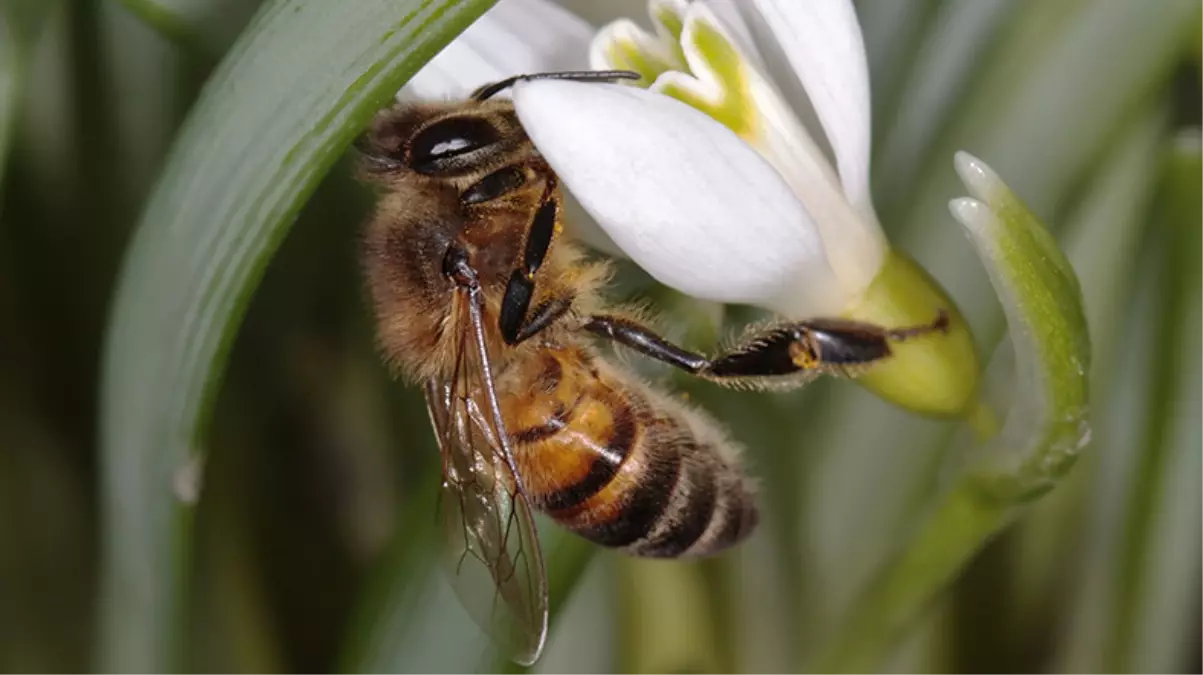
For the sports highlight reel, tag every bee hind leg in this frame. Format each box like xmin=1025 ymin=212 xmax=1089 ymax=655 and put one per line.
xmin=583 ymin=311 xmax=948 ymax=386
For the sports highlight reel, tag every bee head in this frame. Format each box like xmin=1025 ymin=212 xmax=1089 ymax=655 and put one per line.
xmin=355 ymin=100 xmax=521 ymax=180
xmin=354 ymin=71 xmax=638 ymax=180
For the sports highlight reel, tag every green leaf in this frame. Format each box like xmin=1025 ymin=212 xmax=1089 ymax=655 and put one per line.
xmin=1105 ymin=131 xmax=1202 ymax=673
xmin=117 ymin=0 xmax=208 ymax=55
xmin=0 ymin=18 xmax=18 ymax=198
xmin=816 ymin=153 xmax=1091 ymax=672
xmin=116 ymin=0 xmax=267 ymax=58
xmin=96 ymin=0 xmax=497 ymax=670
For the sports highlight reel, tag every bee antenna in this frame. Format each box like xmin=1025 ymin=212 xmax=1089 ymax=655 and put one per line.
xmin=470 ymin=70 xmax=640 ymax=101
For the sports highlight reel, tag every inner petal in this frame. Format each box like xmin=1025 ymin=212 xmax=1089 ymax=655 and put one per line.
xmin=590 ymin=18 xmax=684 ymax=84
xmin=651 ymin=4 xmax=887 ymax=300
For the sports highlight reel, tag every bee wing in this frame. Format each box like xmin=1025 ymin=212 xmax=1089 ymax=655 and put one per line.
xmin=422 ymin=292 xmax=548 ymax=666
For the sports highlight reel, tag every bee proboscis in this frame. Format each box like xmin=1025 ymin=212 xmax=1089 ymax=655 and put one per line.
xmin=355 ymin=70 xmax=948 ymax=665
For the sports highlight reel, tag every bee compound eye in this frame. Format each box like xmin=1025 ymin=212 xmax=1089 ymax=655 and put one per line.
xmin=410 ymin=116 xmax=501 ymax=173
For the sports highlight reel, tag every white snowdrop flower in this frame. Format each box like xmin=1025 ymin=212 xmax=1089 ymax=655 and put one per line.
xmin=399 ymin=0 xmax=983 ymax=416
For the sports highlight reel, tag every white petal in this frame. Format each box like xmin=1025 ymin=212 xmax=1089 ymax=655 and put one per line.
xmin=749 ymin=0 xmax=874 ymax=215
xmin=513 ymin=80 xmax=843 ymax=316
xmin=400 ymin=0 xmax=593 ymax=100
xmin=656 ymin=4 xmax=887 ymax=301
xmin=561 ymin=190 xmax=627 ymax=258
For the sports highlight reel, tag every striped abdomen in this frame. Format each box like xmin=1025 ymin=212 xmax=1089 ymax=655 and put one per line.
xmin=499 ymin=346 xmax=758 ymax=558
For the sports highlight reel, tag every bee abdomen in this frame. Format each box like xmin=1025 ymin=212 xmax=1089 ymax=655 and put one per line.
xmin=552 ymin=412 xmax=754 ymax=558
xmin=560 ymin=425 xmax=757 ymax=558
xmin=628 ymin=447 xmax=758 ymax=558
xmin=506 ymin=349 xmax=758 ymax=558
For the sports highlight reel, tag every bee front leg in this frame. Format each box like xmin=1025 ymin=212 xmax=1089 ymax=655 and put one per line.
xmin=498 ymin=274 xmax=573 ymax=345
xmin=497 ymin=176 xmax=582 ymax=346
xmin=584 ymin=312 xmax=948 ymax=387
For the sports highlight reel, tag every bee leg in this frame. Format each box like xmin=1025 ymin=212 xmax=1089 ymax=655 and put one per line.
xmin=499 ymin=271 xmax=535 ymax=345
xmin=582 ymin=315 xmax=708 ymax=373
xmin=499 ymin=183 xmax=573 ymax=345
xmin=513 ymin=295 xmax=574 ymax=344
xmin=584 ymin=311 xmax=948 ymax=383
xmin=499 ymin=271 xmax=573 ymax=345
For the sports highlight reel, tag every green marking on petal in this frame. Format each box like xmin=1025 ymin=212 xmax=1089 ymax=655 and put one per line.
xmin=656 ymin=16 xmax=757 ymax=138
xmin=649 ymin=1 xmax=688 ymax=64
xmin=602 ymin=35 xmax=681 ymax=86
xmin=651 ymin=1 xmax=685 ymax=41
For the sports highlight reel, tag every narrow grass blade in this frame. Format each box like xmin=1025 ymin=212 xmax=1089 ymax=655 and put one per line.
xmin=872 ymin=0 xmax=1014 ymax=220
xmin=117 ymin=0 xmax=208 ymax=55
xmin=116 ymin=0 xmax=269 ymax=57
xmin=0 ymin=0 xmax=63 ymax=206
xmin=1106 ymin=131 xmax=1202 ymax=672
xmin=0 ymin=16 xmax=18 ymax=198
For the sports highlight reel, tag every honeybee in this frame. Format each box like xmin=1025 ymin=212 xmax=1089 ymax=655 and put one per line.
xmin=355 ymin=71 xmax=948 ymax=665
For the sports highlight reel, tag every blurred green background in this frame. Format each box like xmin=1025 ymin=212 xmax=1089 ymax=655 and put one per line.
xmin=0 ymin=0 xmax=1199 ymax=672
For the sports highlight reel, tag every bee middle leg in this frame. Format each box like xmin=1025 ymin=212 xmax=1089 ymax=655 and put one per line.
xmin=583 ymin=311 xmax=948 ymax=384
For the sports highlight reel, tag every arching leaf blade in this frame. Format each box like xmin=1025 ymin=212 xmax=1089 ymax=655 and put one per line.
xmin=96 ymin=0 xmax=497 ymax=670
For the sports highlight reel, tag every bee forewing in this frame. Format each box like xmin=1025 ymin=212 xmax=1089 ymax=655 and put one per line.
xmin=424 ymin=351 xmax=549 ymax=666
xmin=437 ymin=471 xmax=547 ymax=665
